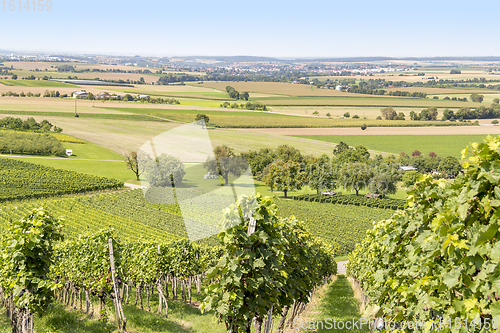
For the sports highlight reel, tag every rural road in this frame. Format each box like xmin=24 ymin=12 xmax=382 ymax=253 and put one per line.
xmin=337 ymin=260 xmax=348 ymax=275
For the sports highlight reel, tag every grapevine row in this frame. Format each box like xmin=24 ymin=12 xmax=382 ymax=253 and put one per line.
xmin=347 ymin=136 xmax=500 ymax=332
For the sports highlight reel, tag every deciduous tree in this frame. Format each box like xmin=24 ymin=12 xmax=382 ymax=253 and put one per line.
xmin=203 ymin=145 xmax=247 ymax=186
xmin=267 ymin=160 xmax=306 ymax=198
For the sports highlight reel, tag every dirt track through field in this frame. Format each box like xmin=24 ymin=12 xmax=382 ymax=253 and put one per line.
xmin=232 ymin=125 xmax=500 ymax=136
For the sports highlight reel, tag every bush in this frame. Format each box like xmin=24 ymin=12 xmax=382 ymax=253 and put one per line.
xmin=352 ymin=114 xmax=360 ymax=119
xmin=492 ymin=120 xmax=499 ymax=125
xmin=402 ymin=170 xmax=422 ymax=187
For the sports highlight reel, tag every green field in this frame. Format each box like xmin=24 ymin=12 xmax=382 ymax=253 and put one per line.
xmin=63 ymin=141 xmax=124 ymax=160
xmin=0 ymin=79 xmax=76 ymax=87
xmin=293 ymin=134 xmax=496 ymax=158
xmin=102 ymin=106 xmax=469 ymax=128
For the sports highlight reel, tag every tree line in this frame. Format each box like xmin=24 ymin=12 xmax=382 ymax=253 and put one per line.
xmin=126 ymin=142 xmax=463 ymax=201
xmin=0 ymin=116 xmax=62 ymax=132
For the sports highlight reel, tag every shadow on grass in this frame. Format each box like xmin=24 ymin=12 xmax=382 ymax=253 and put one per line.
xmin=315 ymin=276 xmax=369 ymax=333
xmin=35 ymin=303 xmax=116 ymax=333
xmin=123 ymin=303 xmax=196 ymax=333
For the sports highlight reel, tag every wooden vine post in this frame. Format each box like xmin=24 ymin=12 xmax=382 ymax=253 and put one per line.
xmin=108 ymin=239 xmax=126 ymax=332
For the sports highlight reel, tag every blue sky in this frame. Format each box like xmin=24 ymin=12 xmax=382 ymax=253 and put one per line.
xmin=1 ymin=0 xmax=499 ymax=57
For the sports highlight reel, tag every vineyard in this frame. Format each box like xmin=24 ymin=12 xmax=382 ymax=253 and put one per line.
xmin=292 ymin=193 xmax=405 ymax=210
xmin=0 ymin=185 xmax=394 ymax=252
xmin=347 ymin=136 xmax=500 ymax=332
xmin=277 ymin=199 xmax=393 ymax=254
xmin=0 ymin=198 xmax=179 ymax=242
xmin=0 ymin=158 xmax=123 ymax=202
xmin=0 ymin=195 xmax=337 ymax=333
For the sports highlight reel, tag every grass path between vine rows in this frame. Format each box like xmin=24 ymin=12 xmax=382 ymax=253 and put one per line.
xmin=286 ymin=275 xmax=369 ymax=333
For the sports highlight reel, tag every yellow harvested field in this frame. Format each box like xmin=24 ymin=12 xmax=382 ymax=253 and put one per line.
xmin=0 ymin=86 xmax=78 ymax=95
xmin=233 ymin=126 xmax=500 ymax=136
xmin=3 ymin=61 xmax=54 ymax=70
xmin=384 ymin=87 xmax=490 ymax=94
xmin=309 ymin=71 xmax=500 ymax=83
xmin=109 ymin=84 xmax=222 ymax=93
xmin=0 ymin=96 xmax=223 ymax=112
xmin=4 ymin=61 xmax=155 ymax=72
xmin=61 ymin=72 xmax=159 ymax=83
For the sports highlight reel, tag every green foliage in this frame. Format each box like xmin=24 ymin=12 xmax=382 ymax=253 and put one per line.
xmin=52 ymin=229 xmax=117 ymax=296
xmin=201 ymin=194 xmax=336 ymax=332
xmin=204 ymin=145 xmax=247 ymax=186
xmin=266 ymin=160 xmax=306 ymax=198
xmin=380 ymin=107 xmax=397 ymax=120
xmin=347 ymin=135 xmax=500 ymax=331
xmin=337 ymin=145 xmax=370 ymax=163
xmin=195 ymin=114 xmax=210 ymax=128
xmin=226 ymin=86 xmax=240 ymax=100
xmin=340 ymin=162 xmax=372 ymax=196
xmin=0 ymin=131 xmax=66 ymax=157
xmin=332 ymin=141 xmax=351 ymax=156
xmin=369 ymin=173 xmax=396 ymax=197
xmin=0 ymin=116 xmax=59 ymax=132
xmin=402 ymin=170 xmax=422 ymax=187
xmin=450 ymin=69 xmax=461 ymax=74
xmin=471 ymin=93 xmax=484 ymax=103
xmin=143 ymin=154 xmax=186 ymax=187
xmin=0 ymin=158 xmax=123 ymax=202
xmin=343 ymin=112 xmax=350 ymax=118
xmin=306 ymin=154 xmax=336 ymax=194
xmin=438 ymin=155 xmax=462 ymax=176
xmin=0 ymin=208 xmax=64 ymax=314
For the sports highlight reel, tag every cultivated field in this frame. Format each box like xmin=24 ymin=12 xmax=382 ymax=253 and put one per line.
xmin=233 ymin=126 xmax=500 ymax=136
xmin=292 ymin=134 xmax=498 ymax=158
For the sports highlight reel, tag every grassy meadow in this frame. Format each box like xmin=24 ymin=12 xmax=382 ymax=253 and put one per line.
xmin=293 ymin=134 xmax=494 ymax=158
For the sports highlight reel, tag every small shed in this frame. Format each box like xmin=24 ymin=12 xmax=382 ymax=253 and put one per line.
xmin=72 ymin=91 xmax=88 ymax=98
xmin=399 ymin=166 xmax=417 ymax=171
